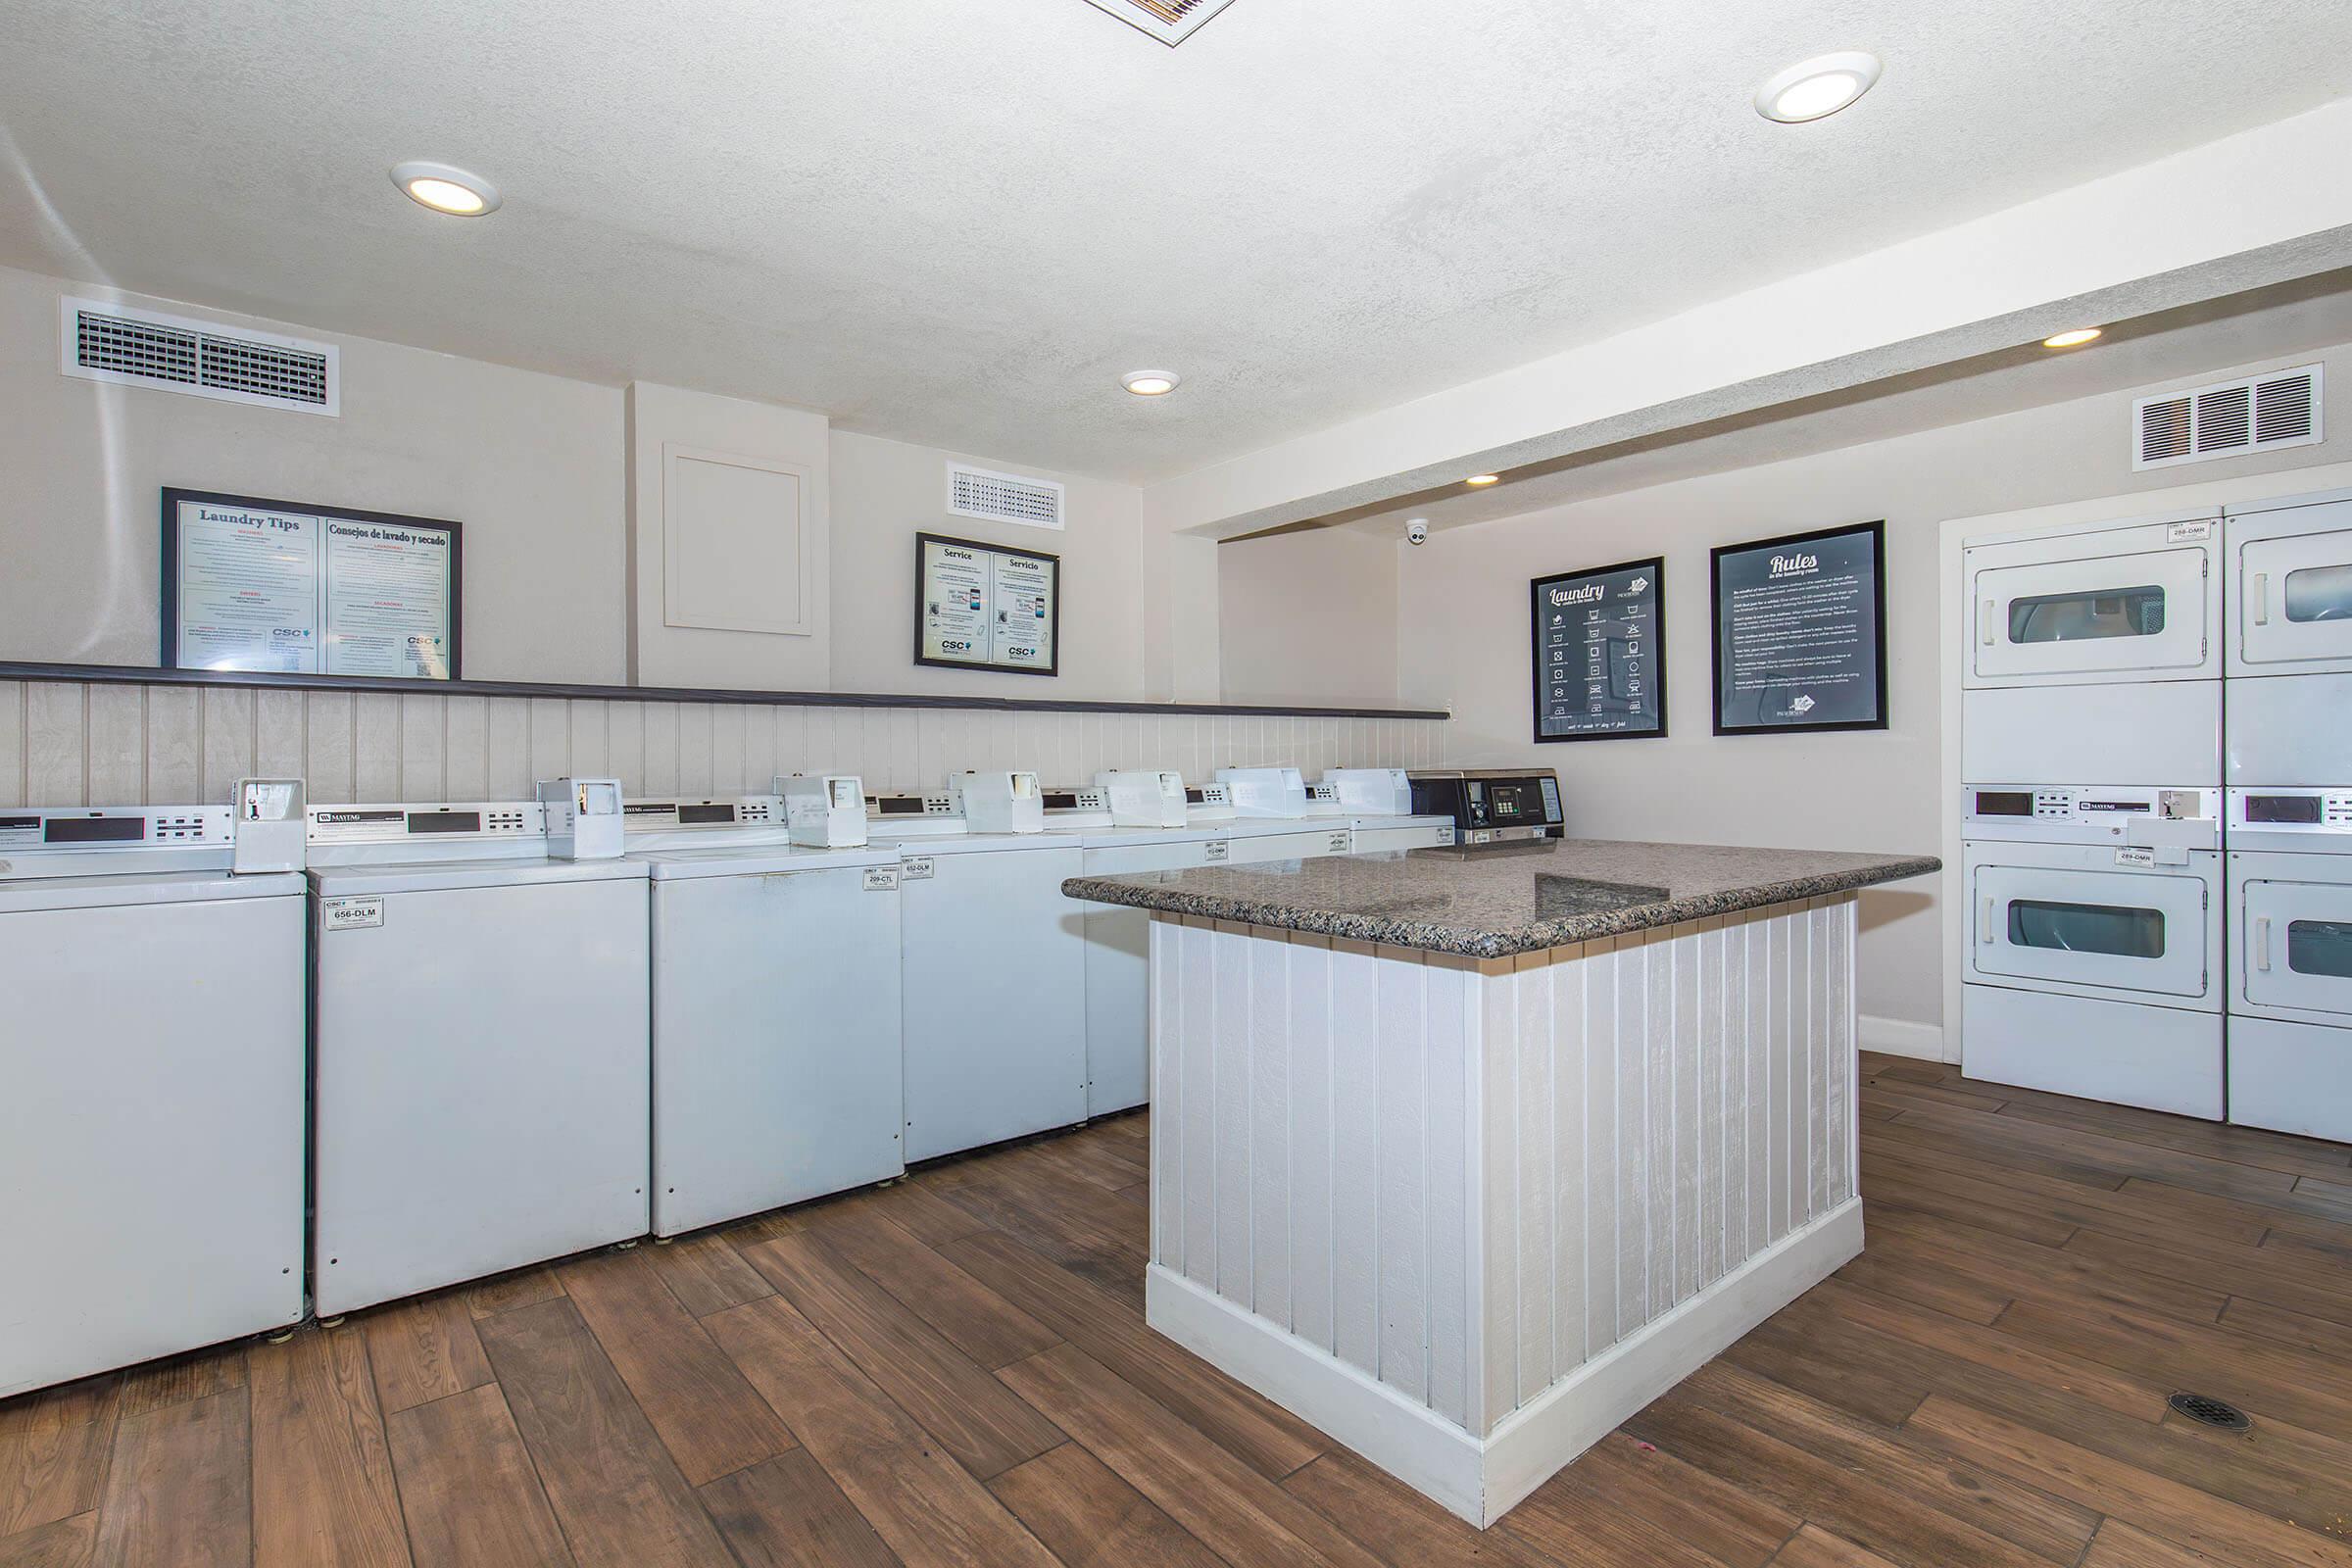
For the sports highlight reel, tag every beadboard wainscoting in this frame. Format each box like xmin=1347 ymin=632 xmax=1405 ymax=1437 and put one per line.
xmin=0 ymin=679 xmax=1449 ymax=808
xmin=1143 ymin=896 xmax=1862 ymax=1525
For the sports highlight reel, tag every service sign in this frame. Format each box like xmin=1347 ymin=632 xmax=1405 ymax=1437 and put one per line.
xmin=1531 ymin=556 xmax=1666 ymax=743
xmin=162 ymin=488 xmax=460 ymax=680
xmin=1710 ymin=519 xmax=1886 ymax=735
xmin=914 ymin=532 xmax=1060 ymax=677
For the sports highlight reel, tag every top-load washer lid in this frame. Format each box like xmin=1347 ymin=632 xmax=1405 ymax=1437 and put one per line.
xmin=638 ymin=844 xmax=900 ymax=880
xmin=0 ymin=868 xmax=305 ymax=915
xmin=306 ymin=858 xmax=651 ymax=897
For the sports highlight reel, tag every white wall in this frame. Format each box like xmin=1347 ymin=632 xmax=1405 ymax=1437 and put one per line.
xmin=0 ymin=266 xmax=627 ymax=682
xmin=627 ymin=382 xmax=831 ymax=691
xmin=829 ymin=431 xmax=1149 ymax=703
xmin=1234 ymin=338 xmax=2351 ymax=1042
xmin=1218 ymin=525 xmax=1399 ymax=707
xmin=0 ymin=263 xmax=1178 ymax=707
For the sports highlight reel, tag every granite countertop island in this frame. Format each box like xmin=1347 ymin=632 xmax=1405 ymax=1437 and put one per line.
xmin=1061 ymin=837 xmax=1939 ymax=959
xmin=1073 ymin=833 xmax=1937 ymax=1530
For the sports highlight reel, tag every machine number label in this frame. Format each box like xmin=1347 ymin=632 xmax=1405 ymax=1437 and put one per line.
xmin=862 ymin=866 xmax=901 ymax=892
xmin=321 ymin=896 xmax=384 ymax=930
xmin=1438 ymin=826 xmax=1457 ymax=844
xmin=1328 ymin=831 xmax=1352 ymax=854
xmin=901 ymin=856 xmax=935 ymax=880
xmin=1204 ymin=840 xmax=1230 ymax=861
xmin=2114 ymin=846 xmax=2157 ymax=868
xmin=2165 ymin=518 xmax=2215 ymax=543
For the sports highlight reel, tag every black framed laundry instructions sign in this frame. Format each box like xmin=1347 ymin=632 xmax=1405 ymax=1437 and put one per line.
xmin=913 ymin=532 xmax=1060 ymax=676
xmin=1531 ymin=556 xmax=1665 ymax=742
xmin=1710 ymin=519 xmax=1886 ymax=735
xmin=161 ymin=488 xmax=461 ymax=679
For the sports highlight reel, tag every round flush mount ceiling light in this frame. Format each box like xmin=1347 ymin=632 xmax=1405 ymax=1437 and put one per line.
xmin=1754 ymin=51 xmax=1883 ymax=123
xmin=2041 ymin=327 xmax=2104 ymax=349
xmin=391 ymin=161 xmax=502 ymax=217
xmin=1464 ymin=473 xmax=1501 ymax=487
xmin=1121 ymin=369 xmax=1181 ymax=396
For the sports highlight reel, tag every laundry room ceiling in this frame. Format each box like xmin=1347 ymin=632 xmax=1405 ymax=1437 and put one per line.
xmin=2 ymin=0 xmax=2347 ymax=485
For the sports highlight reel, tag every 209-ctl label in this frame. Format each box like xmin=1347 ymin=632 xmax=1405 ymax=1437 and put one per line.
xmin=320 ymin=896 xmax=383 ymax=930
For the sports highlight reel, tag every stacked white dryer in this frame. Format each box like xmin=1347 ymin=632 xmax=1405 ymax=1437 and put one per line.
xmin=1959 ymin=509 xmax=2226 ymax=1116
xmin=2222 ymin=487 xmax=2352 ymax=1141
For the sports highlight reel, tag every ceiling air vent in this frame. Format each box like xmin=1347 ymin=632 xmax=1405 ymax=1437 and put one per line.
xmin=2133 ymin=363 xmax=2320 ymax=471
xmin=947 ymin=463 xmax=1065 ymax=531
xmin=60 ymin=295 xmax=339 ymax=416
xmin=1081 ymin=0 xmax=1238 ymax=46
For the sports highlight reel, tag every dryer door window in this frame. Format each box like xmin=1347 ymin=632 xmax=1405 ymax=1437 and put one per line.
xmin=1973 ymin=547 xmax=2209 ymax=681
xmin=2239 ymin=517 xmax=2352 ymax=667
xmin=1974 ymin=863 xmax=2208 ymax=997
xmin=2243 ymin=878 xmax=2352 ymax=1015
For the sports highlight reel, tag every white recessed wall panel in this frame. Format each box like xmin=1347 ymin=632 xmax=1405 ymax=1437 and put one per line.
xmin=663 ymin=445 xmax=810 ymax=636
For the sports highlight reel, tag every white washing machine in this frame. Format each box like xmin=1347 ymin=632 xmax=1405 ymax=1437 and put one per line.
xmin=2226 ymin=788 xmax=2352 ymax=1143
xmin=873 ymin=776 xmax=1090 ymax=1161
xmin=1 ymin=790 xmax=309 ymax=1397
xmin=1959 ymin=788 xmax=2223 ymax=1118
xmin=1317 ymin=767 xmax=1458 ymax=853
xmin=629 ymin=792 xmax=906 ymax=1236
xmin=307 ymin=785 xmax=651 ymax=1316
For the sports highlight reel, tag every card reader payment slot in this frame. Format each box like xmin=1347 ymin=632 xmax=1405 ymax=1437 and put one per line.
xmin=779 ymin=774 xmax=869 ymax=847
xmin=950 ymin=771 xmax=1045 ymax=834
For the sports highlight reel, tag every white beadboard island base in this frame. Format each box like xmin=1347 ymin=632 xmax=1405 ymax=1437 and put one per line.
xmin=1141 ymin=894 xmax=1868 ymax=1527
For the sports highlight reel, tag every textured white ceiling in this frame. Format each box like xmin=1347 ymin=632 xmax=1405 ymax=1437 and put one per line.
xmin=3 ymin=0 xmax=2348 ymax=484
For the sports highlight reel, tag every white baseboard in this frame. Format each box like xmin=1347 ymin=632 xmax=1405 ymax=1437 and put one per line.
xmin=1859 ymin=1012 xmax=1947 ymax=1062
xmin=1146 ymin=1199 xmax=1866 ymax=1529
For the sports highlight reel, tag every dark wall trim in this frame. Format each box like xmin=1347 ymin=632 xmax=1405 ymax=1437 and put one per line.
xmin=0 ymin=661 xmax=1450 ymax=723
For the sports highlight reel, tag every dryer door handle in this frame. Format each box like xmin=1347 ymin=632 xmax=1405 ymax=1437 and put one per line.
xmin=1980 ymin=599 xmax=1997 ymax=646
xmin=2253 ymin=915 xmax=2272 ymax=971
xmin=1981 ymin=895 xmax=1996 ymax=943
xmin=2251 ymin=572 xmax=2271 ymax=627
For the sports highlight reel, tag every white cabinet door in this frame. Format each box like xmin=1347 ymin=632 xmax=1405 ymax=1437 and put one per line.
xmin=1970 ymin=545 xmax=2211 ymax=683
xmin=901 ymin=845 xmax=1088 ymax=1160
xmin=2241 ymin=876 xmax=2352 ymax=1017
xmin=2234 ymin=506 xmax=2352 ymax=673
xmin=1970 ymin=861 xmax=2208 ymax=999
xmin=313 ymin=877 xmax=652 ymax=1316
xmin=651 ymin=867 xmax=904 ymax=1235
xmin=1082 ymin=838 xmax=1207 ymax=1116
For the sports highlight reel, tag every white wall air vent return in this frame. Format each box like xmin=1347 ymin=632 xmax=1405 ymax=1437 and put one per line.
xmin=947 ymin=463 xmax=1066 ymax=531
xmin=2132 ymin=363 xmax=2320 ymax=471
xmin=1080 ymin=0 xmax=1238 ymax=46
xmin=59 ymin=295 xmax=339 ymax=416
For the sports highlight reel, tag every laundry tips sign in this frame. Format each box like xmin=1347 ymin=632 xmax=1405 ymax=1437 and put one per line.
xmin=1710 ymin=519 xmax=1887 ymax=735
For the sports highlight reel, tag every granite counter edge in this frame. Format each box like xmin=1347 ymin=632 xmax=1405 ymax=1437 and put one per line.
xmin=1060 ymin=855 xmax=1942 ymax=959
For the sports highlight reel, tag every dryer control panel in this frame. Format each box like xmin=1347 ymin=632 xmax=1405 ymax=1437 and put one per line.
xmin=1962 ymin=785 xmax=2219 ymax=849
xmin=308 ymin=804 xmax=541 ymax=844
xmin=2227 ymin=787 xmax=2352 ymax=846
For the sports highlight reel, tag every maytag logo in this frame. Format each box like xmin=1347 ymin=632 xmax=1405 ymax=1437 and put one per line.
xmin=1769 ymin=553 xmax=1820 ymax=578
xmin=1547 ymin=583 xmax=1606 ymax=608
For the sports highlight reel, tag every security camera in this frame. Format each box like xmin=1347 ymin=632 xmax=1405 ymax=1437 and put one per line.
xmin=1406 ymin=517 xmax=1430 ymax=546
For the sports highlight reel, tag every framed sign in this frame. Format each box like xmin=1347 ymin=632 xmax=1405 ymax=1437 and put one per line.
xmin=1531 ymin=555 xmax=1665 ymax=742
xmin=162 ymin=489 xmax=461 ymax=679
xmin=1710 ymin=519 xmax=1886 ymax=735
xmin=913 ymin=532 xmax=1060 ymax=677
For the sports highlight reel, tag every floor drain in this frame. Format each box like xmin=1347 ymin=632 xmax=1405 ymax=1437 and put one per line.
xmin=2168 ymin=1392 xmax=2251 ymax=1431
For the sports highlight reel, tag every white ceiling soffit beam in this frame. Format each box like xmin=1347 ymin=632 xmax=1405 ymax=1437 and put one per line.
xmin=1147 ymin=96 xmax=2352 ymax=541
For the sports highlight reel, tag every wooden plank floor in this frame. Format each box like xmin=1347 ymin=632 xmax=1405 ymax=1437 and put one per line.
xmin=8 ymin=1051 xmax=2352 ymax=1567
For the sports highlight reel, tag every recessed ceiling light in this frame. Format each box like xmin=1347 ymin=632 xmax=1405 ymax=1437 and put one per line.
xmin=1754 ymin=51 xmax=1882 ymax=123
xmin=391 ymin=161 xmax=502 ymax=217
xmin=1121 ymin=369 xmax=1181 ymax=396
xmin=1465 ymin=473 xmax=1500 ymax=487
xmin=2041 ymin=327 xmax=2104 ymax=349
